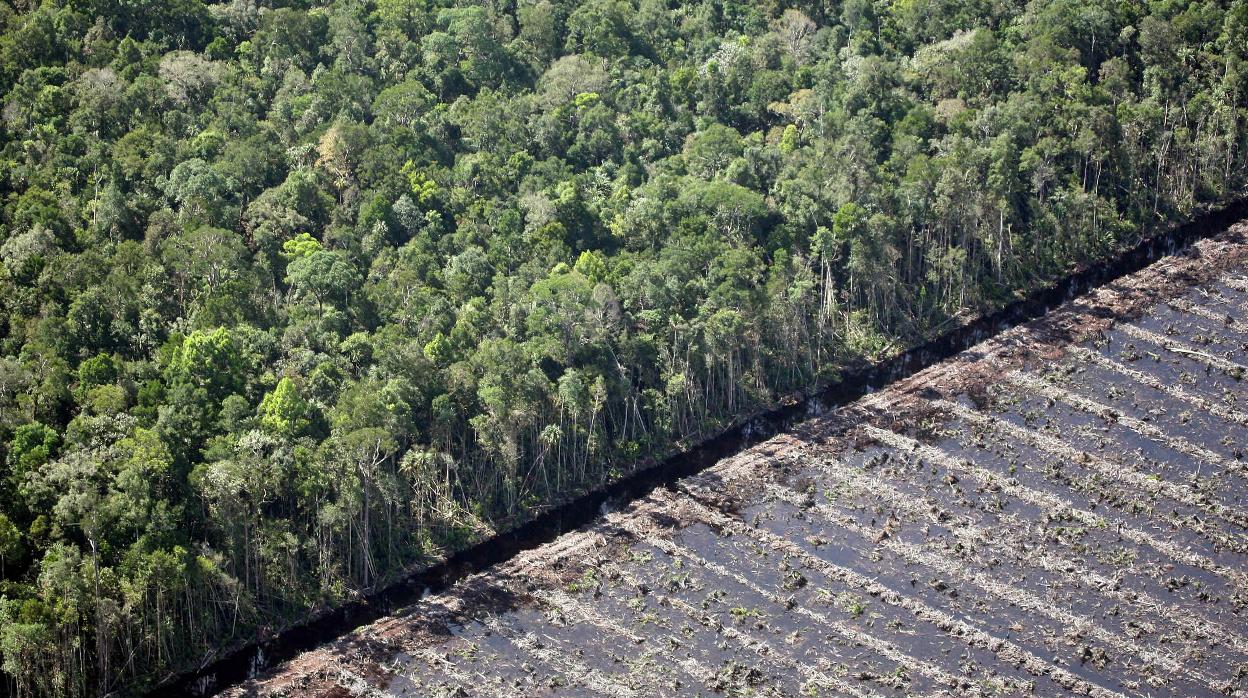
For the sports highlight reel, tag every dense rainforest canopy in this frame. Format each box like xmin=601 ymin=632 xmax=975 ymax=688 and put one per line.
xmin=0 ymin=0 xmax=1245 ymax=692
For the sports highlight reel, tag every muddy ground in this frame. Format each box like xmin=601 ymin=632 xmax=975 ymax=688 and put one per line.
xmin=224 ymin=225 xmax=1248 ymax=697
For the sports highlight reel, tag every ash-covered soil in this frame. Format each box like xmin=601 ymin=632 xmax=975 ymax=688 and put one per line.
xmin=226 ymin=226 xmax=1248 ymax=698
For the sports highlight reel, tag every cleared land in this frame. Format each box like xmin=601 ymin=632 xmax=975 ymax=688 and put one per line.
xmin=226 ymin=226 xmax=1248 ymax=697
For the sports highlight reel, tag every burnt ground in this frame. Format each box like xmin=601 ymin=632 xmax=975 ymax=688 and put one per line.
xmin=225 ymin=226 xmax=1248 ymax=698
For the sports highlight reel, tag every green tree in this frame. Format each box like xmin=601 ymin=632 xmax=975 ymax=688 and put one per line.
xmin=286 ymin=250 xmax=363 ymax=311
xmin=0 ymin=512 xmax=22 ymax=576
xmin=165 ymin=328 xmax=246 ymax=403
xmin=684 ymin=123 xmax=744 ymax=179
xmin=259 ymin=378 xmax=311 ymax=437
xmin=7 ymin=423 xmax=60 ymax=488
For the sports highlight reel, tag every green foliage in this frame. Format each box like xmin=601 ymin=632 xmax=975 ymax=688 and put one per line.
xmin=75 ymin=354 xmax=118 ymax=389
xmin=6 ymin=424 xmax=59 ymax=484
xmin=165 ymin=328 xmax=244 ymax=402
xmin=0 ymin=0 xmax=1245 ymax=691
xmin=286 ymin=249 xmax=363 ymax=311
xmin=260 ymin=378 xmax=311 ymax=437
xmin=281 ymin=233 xmax=324 ymax=261
xmin=573 ymin=250 xmax=607 ymax=283
xmin=685 ymin=123 xmax=745 ymax=179
xmin=401 ymin=161 xmax=440 ymax=205
xmin=0 ymin=513 xmax=22 ymax=573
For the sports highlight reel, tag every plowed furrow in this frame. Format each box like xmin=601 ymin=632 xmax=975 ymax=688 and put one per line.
xmin=785 ymin=452 xmax=1248 ymax=658
xmin=663 ymin=495 xmax=1130 ymax=697
xmin=933 ymin=397 xmax=1248 ymax=533
xmin=860 ymin=424 xmax=1248 ymax=589
xmin=1068 ymin=347 xmax=1248 ymax=428
xmin=1116 ymin=323 xmax=1248 ymax=376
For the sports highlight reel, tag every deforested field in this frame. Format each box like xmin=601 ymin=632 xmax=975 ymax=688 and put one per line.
xmin=227 ymin=228 xmax=1248 ymax=697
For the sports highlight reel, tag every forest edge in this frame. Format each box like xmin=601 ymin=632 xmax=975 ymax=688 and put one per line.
xmin=153 ymin=196 xmax=1248 ymax=696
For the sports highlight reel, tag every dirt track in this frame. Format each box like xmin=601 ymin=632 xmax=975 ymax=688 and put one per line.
xmin=225 ymin=224 xmax=1248 ymax=697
